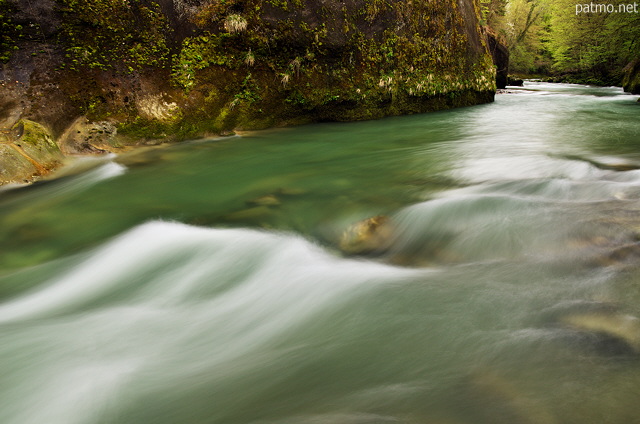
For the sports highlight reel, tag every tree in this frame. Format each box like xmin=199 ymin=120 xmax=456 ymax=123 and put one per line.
xmin=544 ymin=0 xmax=640 ymax=82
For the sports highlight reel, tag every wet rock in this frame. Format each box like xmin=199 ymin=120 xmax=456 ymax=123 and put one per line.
xmin=339 ymin=215 xmax=394 ymax=255
xmin=558 ymin=153 xmax=640 ymax=172
xmin=496 ymin=89 xmax=520 ymax=94
xmin=541 ymin=300 xmax=640 ymax=355
xmin=0 ymin=119 xmax=63 ymax=185
xmin=507 ymin=77 xmax=524 ymax=86
xmin=57 ymin=116 xmax=116 ymax=155
xmin=0 ymin=144 xmax=40 ymax=184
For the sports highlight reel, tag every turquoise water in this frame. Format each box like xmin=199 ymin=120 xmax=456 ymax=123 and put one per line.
xmin=0 ymin=83 xmax=639 ymax=423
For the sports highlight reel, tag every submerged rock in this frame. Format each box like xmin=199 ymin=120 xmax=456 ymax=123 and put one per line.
xmin=541 ymin=301 xmax=640 ymax=355
xmin=246 ymin=194 xmax=281 ymax=207
xmin=557 ymin=153 xmax=640 ymax=172
xmin=339 ymin=215 xmax=394 ymax=255
xmin=221 ymin=206 xmax=273 ymax=223
xmin=461 ymin=369 xmax=556 ymax=424
xmin=588 ymin=242 xmax=640 ymax=267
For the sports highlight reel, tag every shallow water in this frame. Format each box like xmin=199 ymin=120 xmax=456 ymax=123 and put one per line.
xmin=1 ymin=83 xmax=640 ymax=424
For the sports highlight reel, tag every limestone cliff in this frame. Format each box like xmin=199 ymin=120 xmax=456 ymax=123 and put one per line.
xmin=0 ymin=0 xmax=496 ymax=184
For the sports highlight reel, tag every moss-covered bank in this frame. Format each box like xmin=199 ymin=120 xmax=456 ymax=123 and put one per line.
xmin=0 ymin=0 xmax=496 ymax=184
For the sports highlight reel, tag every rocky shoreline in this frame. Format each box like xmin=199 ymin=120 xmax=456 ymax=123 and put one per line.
xmin=0 ymin=0 xmax=499 ymax=186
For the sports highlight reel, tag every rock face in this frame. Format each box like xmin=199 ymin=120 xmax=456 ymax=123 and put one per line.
xmin=57 ymin=117 xmax=116 ymax=155
xmin=623 ymin=59 xmax=640 ymax=94
xmin=487 ymin=32 xmax=509 ymax=90
xmin=0 ymin=119 xmax=63 ymax=184
xmin=0 ymin=0 xmax=496 ymax=183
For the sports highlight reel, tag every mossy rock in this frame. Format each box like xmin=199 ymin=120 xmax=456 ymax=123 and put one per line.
xmin=0 ymin=144 xmax=40 ymax=185
xmin=13 ymin=119 xmax=63 ymax=167
xmin=0 ymin=119 xmax=63 ymax=185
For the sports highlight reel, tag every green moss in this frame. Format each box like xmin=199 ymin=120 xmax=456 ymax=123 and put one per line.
xmin=12 ymin=120 xmax=63 ymax=170
xmin=18 ymin=120 xmax=56 ymax=148
xmin=0 ymin=0 xmax=21 ymax=63
xmin=57 ymin=0 xmax=171 ymax=71
xmin=53 ymin=0 xmax=495 ymax=141
xmin=171 ymin=32 xmax=239 ymax=90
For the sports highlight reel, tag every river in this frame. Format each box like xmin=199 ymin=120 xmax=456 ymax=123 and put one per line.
xmin=0 ymin=82 xmax=639 ymax=424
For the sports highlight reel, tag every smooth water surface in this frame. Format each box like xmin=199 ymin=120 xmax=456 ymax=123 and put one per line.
xmin=1 ymin=82 xmax=640 ymax=424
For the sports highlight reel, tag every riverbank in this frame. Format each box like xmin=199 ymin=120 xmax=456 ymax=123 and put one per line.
xmin=0 ymin=0 xmax=498 ymax=186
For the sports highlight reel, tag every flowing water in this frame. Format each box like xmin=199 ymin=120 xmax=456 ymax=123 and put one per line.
xmin=1 ymin=82 xmax=640 ymax=424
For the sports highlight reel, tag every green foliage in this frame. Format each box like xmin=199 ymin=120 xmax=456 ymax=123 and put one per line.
xmin=480 ymin=0 xmax=508 ymax=26
xmin=171 ymin=32 xmax=238 ymax=90
xmin=545 ymin=0 xmax=639 ymax=77
xmin=57 ymin=0 xmax=171 ymax=71
xmin=496 ymin=0 xmax=639 ymax=80
xmin=233 ymin=73 xmax=261 ymax=105
xmin=504 ymin=0 xmax=551 ymax=73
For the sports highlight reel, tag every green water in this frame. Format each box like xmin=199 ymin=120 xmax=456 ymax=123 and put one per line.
xmin=1 ymin=82 xmax=640 ymax=424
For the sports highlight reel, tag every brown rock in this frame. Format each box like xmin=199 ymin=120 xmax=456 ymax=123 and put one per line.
xmin=339 ymin=215 xmax=394 ymax=255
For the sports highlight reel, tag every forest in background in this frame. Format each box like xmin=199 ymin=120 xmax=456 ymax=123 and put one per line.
xmin=482 ymin=0 xmax=640 ymax=85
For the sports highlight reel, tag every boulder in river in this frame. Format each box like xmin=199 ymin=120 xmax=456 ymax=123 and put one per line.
xmin=339 ymin=215 xmax=394 ymax=255
xmin=507 ymin=77 xmax=524 ymax=87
